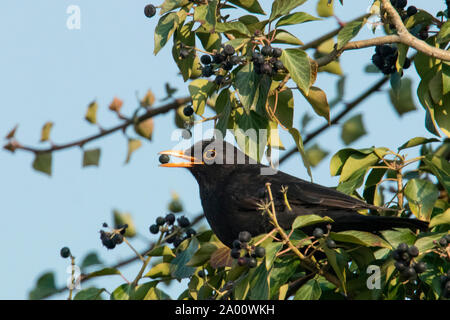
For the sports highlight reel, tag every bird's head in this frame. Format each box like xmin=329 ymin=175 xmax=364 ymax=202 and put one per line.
xmin=159 ymin=139 xmax=256 ymax=182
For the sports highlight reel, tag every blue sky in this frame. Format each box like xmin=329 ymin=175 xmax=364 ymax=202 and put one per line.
xmin=0 ymin=1 xmax=442 ymax=299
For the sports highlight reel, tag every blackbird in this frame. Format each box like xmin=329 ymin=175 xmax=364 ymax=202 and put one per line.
xmin=159 ymin=139 xmax=428 ymax=247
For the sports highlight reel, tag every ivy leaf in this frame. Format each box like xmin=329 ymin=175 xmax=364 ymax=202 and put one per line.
xmin=404 ymin=179 xmax=439 ymax=221
xmin=84 ymin=268 xmax=121 ymax=280
xmin=186 ymin=243 xmax=218 ymax=266
xmin=234 ymin=63 xmax=260 ymax=113
xmin=82 ymin=148 xmax=101 ymax=167
xmin=147 ymin=245 xmax=176 ymax=258
xmin=424 ymin=155 xmax=450 ymax=194
xmin=215 ymin=88 xmax=233 ymax=138
xmin=40 ymin=122 xmax=53 ymax=142
xmin=227 ymin=0 xmax=265 ymax=15
xmin=341 ymin=114 xmax=366 ymax=145
xmin=288 ymin=128 xmax=312 ymax=181
xmin=194 ymin=0 xmax=217 ymax=31
xmin=398 ymin=137 xmax=440 ymax=151
xmin=74 ymin=287 xmax=105 ymax=300
xmin=292 ymin=214 xmax=334 ymax=230
xmin=437 ymin=21 xmax=450 ymax=44
xmin=249 ymin=262 xmax=269 ymax=300
xmin=188 ymin=79 xmax=215 ymax=116
xmin=300 ymin=86 xmax=330 ymax=124
xmin=214 ymin=21 xmax=252 ymax=37
xmin=210 ymin=246 xmax=233 ymax=269
xmin=109 ymin=97 xmax=124 ymax=112
xmin=280 ymin=48 xmax=312 ymax=94
xmin=170 ymin=238 xmax=199 ymax=279
xmin=389 ymin=78 xmax=417 ymax=116
xmin=380 ymin=228 xmax=416 ymax=249
xmin=294 ymin=278 xmax=322 ymax=300
xmin=135 ymin=118 xmax=154 ymax=140
xmin=125 ymin=139 xmax=142 ymax=164
xmin=276 ymin=12 xmax=321 ymax=27
xmin=316 ymin=0 xmax=334 ymax=17
xmin=29 ymin=272 xmax=58 ymax=300
xmin=337 ymin=20 xmax=365 ymax=50
xmin=145 ymin=262 xmax=172 ymax=279
xmin=306 ymin=144 xmax=329 ymax=167
xmin=5 ymin=124 xmax=18 ymax=140
xmin=32 ymin=152 xmax=52 ymax=176
xmin=330 ymin=148 xmax=357 ymax=176
xmin=330 ymin=231 xmax=392 ymax=248
xmin=339 ymin=148 xmax=388 ymax=182
xmin=81 ymin=252 xmax=103 ymax=270
xmin=269 ymin=29 xmax=304 ymax=45
xmin=233 ymin=110 xmax=268 ymax=162
xmin=268 ymin=86 xmax=294 ymax=128
xmin=154 ymin=12 xmax=181 ymax=55
xmin=85 ymin=101 xmax=98 ymax=124
xmin=160 ymin=0 xmax=190 ymax=15
xmin=429 ymin=209 xmax=450 ymax=228
xmin=269 ymin=0 xmax=308 ymax=21
xmin=336 ymin=167 xmax=367 ymax=195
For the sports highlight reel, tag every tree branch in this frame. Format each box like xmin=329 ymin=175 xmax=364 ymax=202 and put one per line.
xmin=380 ymin=0 xmax=450 ymax=61
xmin=11 ymin=97 xmax=192 ymax=154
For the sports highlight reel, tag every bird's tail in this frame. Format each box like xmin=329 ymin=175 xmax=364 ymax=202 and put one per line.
xmin=331 ymin=214 xmax=429 ymax=232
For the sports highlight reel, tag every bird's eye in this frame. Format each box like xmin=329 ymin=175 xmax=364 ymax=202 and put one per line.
xmin=204 ymin=149 xmax=216 ymax=160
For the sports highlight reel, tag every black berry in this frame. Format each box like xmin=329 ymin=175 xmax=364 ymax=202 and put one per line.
xmin=60 ymin=247 xmax=71 ymax=259
xmin=112 ymin=233 xmax=123 ymax=245
xmin=231 ymin=248 xmax=241 ymax=259
xmin=177 ymin=216 xmax=190 ymax=228
xmin=248 ymin=257 xmax=257 ymax=268
xmin=313 ymin=228 xmax=324 ymax=239
xmin=401 ymin=266 xmax=417 ymax=280
xmin=232 ymin=239 xmax=242 ymax=249
xmin=223 ymin=44 xmax=235 ymax=56
xmin=183 ymin=106 xmax=194 ymax=117
xmin=238 ymin=231 xmax=252 ymax=243
xmin=439 ymin=237 xmax=448 ymax=247
xmin=406 ymin=6 xmax=417 ymax=17
xmin=201 ymin=65 xmax=214 ymax=77
xmin=165 ymin=213 xmax=175 ymax=225
xmin=230 ymin=56 xmax=240 ymax=65
xmin=403 ymin=57 xmax=411 ymax=69
xmin=445 ymin=234 xmax=450 ymax=243
xmin=144 ymin=4 xmax=157 ymax=18
xmin=397 ymin=243 xmax=408 ymax=253
xmin=407 ymin=245 xmax=419 ymax=257
xmin=149 ymin=224 xmax=159 ymax=234
xmin=200 ymin=55 xmax=212 ymax=65
xmin=413 ymin=261 xmax=427 ymax=274
xmin=198 ymin=270 xmax=206 ymax=278
xmin=261 ymin=45 xmax=273 ymax=56
xmin=254 ymin=246 xmax=266 ymax=258
xmin=274 ymin=60 xmax=284 ymax=70
xmin=395 ymin=261 xmax=407 ymax=272
xmin=186 ymin=228 xmax=196 ymax=238
xmin=212 ymin=53 xmax=226 ymax=64
xmin=156 ymin=216 xmax=165 ymax=226
xmin=261 ymin=63 xmax=272 ymax=75
xmin=159 ymin=154 xmax=170 ymax=164
xmin=100 ymin=231 xmax=116 ymax=249
xmin=326 ymin=239 xmax=337 ymax=249
xmin=173 ymin=237 xmax=183 ymax=248
xmin=252 ymin=52 xmax=264 ymax=65
xmin=272 ymin=48 xmax=282 ymax=58
xmin=237 ymin=257 xmax=247 ymax=266
xmin=222 ymin=61 xmax=233 ymax=71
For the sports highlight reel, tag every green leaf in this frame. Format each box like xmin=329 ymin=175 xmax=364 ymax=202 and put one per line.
xmin=85 ymin=101 xmax=98 ymax=124
xmin=300 ymin=86 xmax=330 ymax=123
xmin=398 ymin=137 xmax=440 ymax=151
xmin=81 ymin=252 xmax=103 ymax=270
xmin=82 ymin=148 xmax=101 ymax=167
xmin=40 ymin=122 xmax=53 ymax=142
xmin=268 ymin=86 xmax=294 ymax=128
xmin=429 ymin=209 xmax=450 ymax=228
xmin=337 ymin=20 xmax=365 ymax=50
xmin=170 ymin=238 xmax=199 ymax=279
xmin=160 ymin=0 xmax=189 ymax=15
xmin=389 ymin=78 xmax=417 ymax=116
xmin=145 ymin=262 xmax=172 ymax=278
xmin=194 ymin=0 xmax=217 ymax=31
xmin=125 ymin=139 xmax=142 ymax=164
xmin=330 ymin=148 xmax=357 ymax=176
xmin=404 ymin=179 xmax=439 ymax=221
xmin=294 ymin=278 xmax=322 ymax=300
xmin=29 ymin=272 xmax=58 ymax=300
xmin=339 ymin=149 xmax=387 ymax=182
xmin=154 ymin=12 xmax=181 ymax=55
xmin=276 ymin=12 xmax=321 ymax=27
xmin=215 ymin=89 xmax=234 ymax=137
xmin=323 ymin=245 xmax=346 ymax=289
xmin=249 ymin=262 xmax=269 ymax=300
xmin=196 ymin=32 xmax=222 ymax=52
xmin=330 ymin=230 xmax=392 ymax=248
xmin=340 ymin=114 xmax=366 ymax=145
xmin=380 ymin=228 xmax=417 ymax=248
xmin=32 ymin=152 xmax=52 ymax=176
xmin=234 ymin=63 xmax=260 ymax=112
xmin=437 ymin=21 xmax=450 ymax=44
xmin=414 ymin=232 xmax=448 ymax=253
xmin=111 ymin=284 xmax=132 ymax=300
xmin=292 ymin=214 xmax=334 ymax=230
xmin=280 ymin=48 xmax=312 ymax=94
xmin=147 ymin=245 xmax=176 ymax=258
xmin=135 ymin=118 xmax=154 ymax=140
xmin=188 ymin=79 xmax=216 ymax=116
xmin=74 ymin=287 xmax=105 ymax=300
xmin=270 ymin=0 xmax=308 ymax=21
xmin=233 ymin=110 xmax=268 ymax=162
xmin=113 ymin=210 xmax=136 ymax=237
xmin=269 ymin=257 xmax=300 ymax=298
xmin=336 ymin=167 xmax=367 ymax=195
xmin=269 ymin=29 xmax=304 ymax=45
xmin=214 ymin=21 xmax=252 ymax=37
xmin=306 ymin=143 xmax=329 ymax=167
xmin=227 ymin=0 xmax=265 ymax=14
xmin=186 ymin=243 xmax=218 ymax=266
xmin=316 ymin=0 xmax=334 ymax=17
xmin=288 ymin=127 xmax=312 ymax=180
xmin=424 ymin=155 xmax=450 ymax=194
xmin=85 ymin=267 xmax=121 ymax=280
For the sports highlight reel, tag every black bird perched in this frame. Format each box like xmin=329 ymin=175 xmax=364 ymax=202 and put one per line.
xmin=159 ymin=139 xmax=428 ymax=247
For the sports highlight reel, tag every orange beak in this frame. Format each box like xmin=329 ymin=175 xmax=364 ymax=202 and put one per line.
xmin=158 ymin=150 xmax=204 ymax=168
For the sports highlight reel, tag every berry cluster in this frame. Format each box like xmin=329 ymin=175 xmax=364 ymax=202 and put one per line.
xmin=312 ymin=227 xmax=337 ymax=249
xmin=251 ymin=45 xmax=284 ymax=76
xmin=440 ymin=270 xmax=450 ymax=299
xmin=144 ymin=4 xmax=156 ymax=18
xmin=372 ymin=45 xmax=411 ymax=75
xmin=150 ymin=213 xmax=196 ymax=248
xmin=390 ymin=0 xmax=417 ymax=20
xmin=392 ymin=243 xmax=426 ymax=281
xmin=230 ymin=231 xmax=265 ymax=268
xmin=200 ymin=44 xmax=242 ymax=83
xmin=99 ymin=223 xmax=128 ymax=250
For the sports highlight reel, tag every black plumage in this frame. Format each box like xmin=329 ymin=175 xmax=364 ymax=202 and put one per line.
xmin=160 ymin=140 xmax=428 ymax=247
